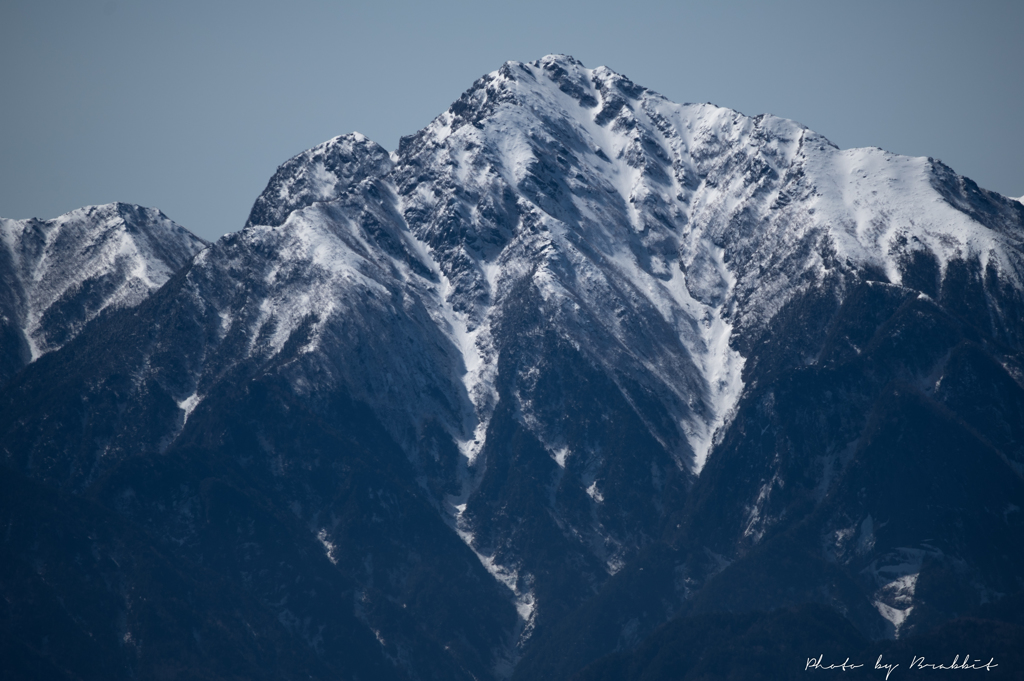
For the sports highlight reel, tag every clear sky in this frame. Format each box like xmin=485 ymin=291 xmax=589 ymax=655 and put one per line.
xmin=2 ymin=0 xmax=1021 ymax=242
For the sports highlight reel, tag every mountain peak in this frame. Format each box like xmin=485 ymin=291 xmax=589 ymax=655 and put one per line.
xmin=0 ymin=203 xmax=205 ymax=375
xmin=535 ymin=53 xmax=585 ymax=67
xmin=246 ymin=132 xmax=392 ymax=229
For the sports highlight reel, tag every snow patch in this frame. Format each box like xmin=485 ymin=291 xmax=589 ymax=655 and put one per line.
xmin=451 ymin=508 xmax=537 ymax=639
xmin=178 ymin=393 xmax=202 ymax=426
xmin=316 ymin=528 xmax=338 ymax=565
xmin=742 ymin=473 xmax=781 ymax=542
xmin=873 ymin=600 xmax=913 ymax=636
xmin=856 ymin=515 xmax=876 ymax=555
xmin=863 ymin=547 xmax=927 ymax=638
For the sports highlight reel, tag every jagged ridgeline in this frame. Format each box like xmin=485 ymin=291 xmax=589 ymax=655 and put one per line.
xmin=2 ymin=55 xmax=1023 ymax=681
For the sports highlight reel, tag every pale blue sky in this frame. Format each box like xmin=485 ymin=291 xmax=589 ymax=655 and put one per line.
xmin=2 ymin=0 xmax=1021 ymax=241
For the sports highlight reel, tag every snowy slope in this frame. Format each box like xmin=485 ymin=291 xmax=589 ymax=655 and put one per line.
xmin=177 ymin=169 xmax=471 ymax=449
xmin=394 ymin=55 xmax=1023 ymax=477
xmin=0 ymin=203 xmax=206 ymax=372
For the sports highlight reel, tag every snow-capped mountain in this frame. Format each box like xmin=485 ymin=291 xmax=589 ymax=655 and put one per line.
xmin=0 ymin=203 xmax=206 ymax=381
xmin=2 ymin=56 xmax=1022 ymax=681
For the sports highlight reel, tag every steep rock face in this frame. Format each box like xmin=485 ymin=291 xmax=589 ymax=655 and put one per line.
xmin=0 ymin=203 xmax=207 ymax=382
xmin=2 ymin=55 xmax=1023 ymax=681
